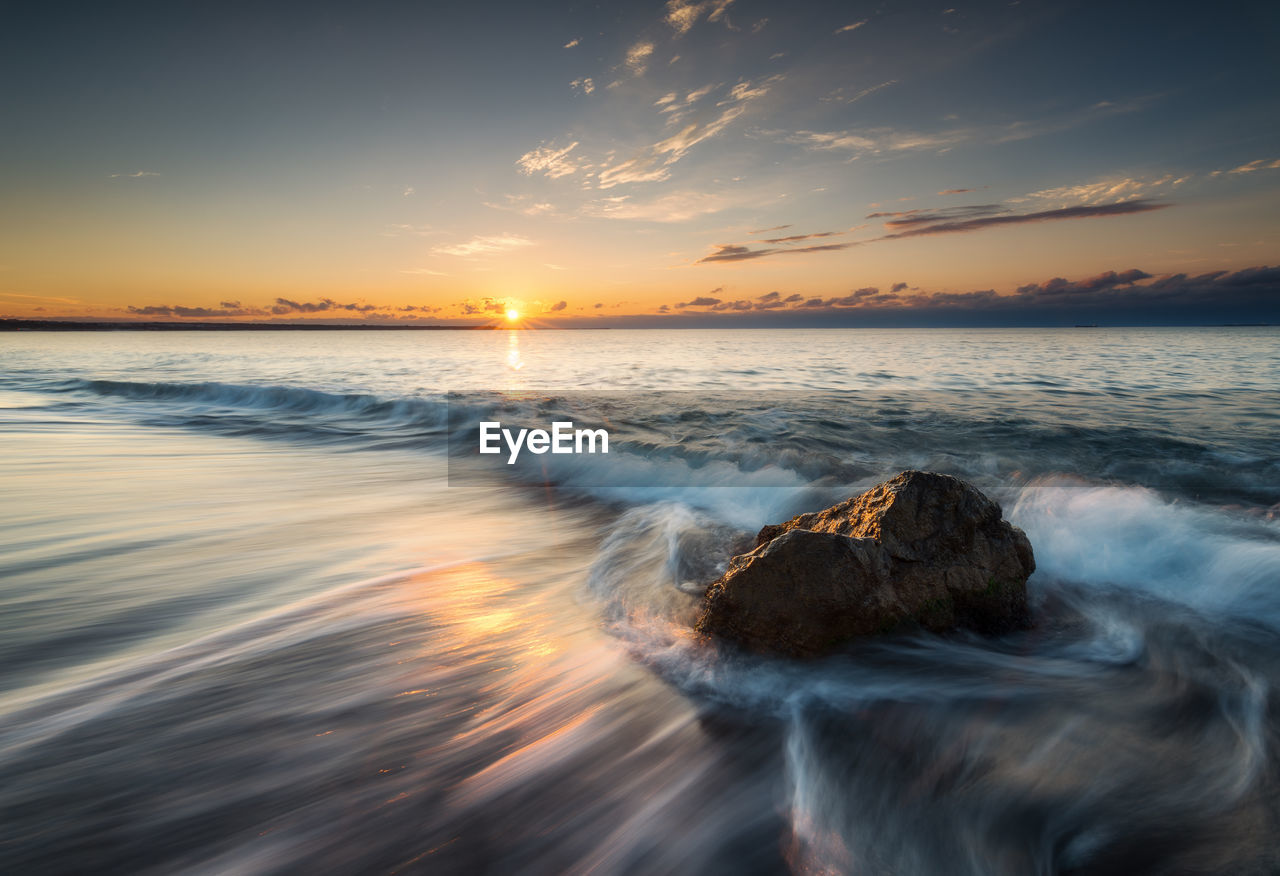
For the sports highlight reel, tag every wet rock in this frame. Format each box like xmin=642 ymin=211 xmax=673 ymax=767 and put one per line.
xmin=696 ymin=471 xmax=1036 ymax=656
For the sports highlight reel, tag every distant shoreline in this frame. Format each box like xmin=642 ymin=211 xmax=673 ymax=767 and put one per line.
xmin=0 ymin=319 xmax=1272 ymax=332
xmin=1 ymin=319 xmax=508 ymax=332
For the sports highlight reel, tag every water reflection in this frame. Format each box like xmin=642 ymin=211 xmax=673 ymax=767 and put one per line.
xmin=506 ymin=330 xmax=523 ymax=373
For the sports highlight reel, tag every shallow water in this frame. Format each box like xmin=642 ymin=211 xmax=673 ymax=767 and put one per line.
xmin=1 ymin=328 xmax=1279 ymax=874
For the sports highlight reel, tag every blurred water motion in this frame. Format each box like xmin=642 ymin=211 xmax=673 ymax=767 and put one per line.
xmin=2 ymin=328 xmax=1279 ymax=873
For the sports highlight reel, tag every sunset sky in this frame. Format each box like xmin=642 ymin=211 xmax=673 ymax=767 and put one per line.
xmin=2 ymin=0 xmax=1278 ymax=325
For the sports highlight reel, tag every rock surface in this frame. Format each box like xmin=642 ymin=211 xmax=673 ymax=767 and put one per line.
xmin=695 ymin=470 xmax=1035 ymax=656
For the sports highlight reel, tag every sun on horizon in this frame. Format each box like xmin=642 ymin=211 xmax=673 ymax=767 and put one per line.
xmin=505 ymin=308 xmax=520 ymax=322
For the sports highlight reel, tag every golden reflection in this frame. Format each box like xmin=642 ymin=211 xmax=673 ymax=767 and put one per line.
xmin=506 ymin=330 xmax=523 ymax=371
xmin=391 ymin=562 xmax=559 ymax=659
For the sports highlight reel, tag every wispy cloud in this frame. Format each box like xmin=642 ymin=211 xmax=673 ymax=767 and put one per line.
xmin=876 ymin=200 xmax=1171 ymax=240
xmin=782 ymin=127 xmax=966 ymax=157
xmin=485 ymin=194 xmax=559 ymax=217
xmin=563 ymin=38 xmax=580 ymax=49
xmin=0 ymin=292 xmax=83 ymax=304
xmin=432 ymin=234 xmax=534 ymax=257
xmin=110 ymin=170 xmax=160 ymax=178
xmin=516 ymin=141 xmax=580 ymax=178
xmin=758 ymin=229 xmax=848 ymax=244
xmin=664 ymin=0 xmax=736 ymax=36
xmin=869 ymin=204 xmax=1007 ymax=227
xmin=595 ymin=76 xmax=780 ymax=188
xmin=571 ymin=77 xmax=595 ymax=95
xmin=382 ymin=223 xmax=440 ymax=237
xmin=834 ymin=20 xmax=868 ymax=35
xmin=779 ymin=99 xmax=1152 ymax=161
xmin=697 ymin=196 xmax=1171 ymax=264
xmin=1017 ymin=174 xmax=1189 ymax=206
xmin=1228 ymin=158 xmax=1280 ymax=174
xmin=625 ymin=41 xmax=655 ymax=75
xmin=821 ymin=80 xmax=897 ymax=105
xmin=659 ymin=83 xmax=718 ymax=122
xmin=582 ymin=190 xmax=743 ymax=222
xmin=698 ymin=240 xmax=860 ymax=263
xmin=400 ymin=268 xmax=449 ymax=276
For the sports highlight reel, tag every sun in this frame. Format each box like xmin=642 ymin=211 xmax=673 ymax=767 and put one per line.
xmin=505 ymin=308 xmax=520 ymax=322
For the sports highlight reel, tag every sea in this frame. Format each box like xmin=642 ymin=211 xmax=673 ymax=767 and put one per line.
xmin=1 ymin=327 xmax=1278 ymax=875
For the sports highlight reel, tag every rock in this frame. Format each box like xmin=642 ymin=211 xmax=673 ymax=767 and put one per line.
xmin=695 ymin=471 xmax=1036 ymax=656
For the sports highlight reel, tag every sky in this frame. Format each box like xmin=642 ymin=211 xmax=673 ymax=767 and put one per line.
xmin=1 ymin=0 xmax=1278 ymax=326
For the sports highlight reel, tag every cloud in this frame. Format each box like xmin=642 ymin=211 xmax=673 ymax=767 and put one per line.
xmin=549 ymin=300 xmax=568 ymax=312
xmin=382 ymin=223 xmax=440 ymax=238
xmin=126 ymin=302 xmax=266 ymax=317
xmin=676 ymin=295 xmax=723 ymax=308
xmin=820 ymin=80 xmax=897 ymax=105
xmin=0 ymin=291 xmax=82 ymax=304
xmin=876 ymin=199 xmax=1171 ymax=240
xmin=110 ymin=170 xmax=160 ymax=178
xmin=402 ymin=187 xmax=415 ymax=197
xmin=517 ymin=141 xmax=580 ymax=178
xmin=664 ymin=0 xmax=736 ymax=36
xmin=696 ymin=196 xmax=1170 ymax=265
xmin=697 ymin=240 xmax=859 ymax=263
xmin=659 ymin=83 xmax=719 ymax=123
xmin=1014 ymin=269 xmax=1153 ymax=298
xmin=780 ymin=100 xmax=1152 ymax=162
xmin=432 ymin=234 xmax=534 ymax=257
xmin=626 ymin=41 xmax=655 ymax=75
xmin=834 ymin=20 xmax=867 ymax=34
xmin=400 ymin=267 xmax=449 ymax=276
xmin=564 ymin=38 xmax=580 ymax=48
xmin=582 ymin=190 xmax=741 ymax=222
xmin=485 ymin=195 xmax=559 ymax=217
xmin=783 ymin=127 xmax=966 ymax=156
xmin=595 ymin=76 xmax=780 ymax=188
xmin=271 ymin=298 xmax=380 ymax=314
xmin=456 ymin=297 xmax=514 ymax=316
xmin=938 ymin=187 xmax=980 ymax=195
xmin=759 ymin=230 xmax=847 ymax=244
xmin=749 ymin=224 xmax=791 ymax=234
xmin=869 ymin=204 xmax=1007 ymax=227
xmin=571 ymin=77 xmax=595 ymax=95
xmin=646 ymin=266 xmax=1280 ymax=324
xmin=1228 ymin=158 xmax=1280 ymax=174
xmin=1017 ymin=174 xmax=1188 ymax=206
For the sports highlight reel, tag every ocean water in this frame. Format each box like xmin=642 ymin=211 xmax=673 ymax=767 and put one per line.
xmin=1 ymin=327 xmax=1279 ymax=875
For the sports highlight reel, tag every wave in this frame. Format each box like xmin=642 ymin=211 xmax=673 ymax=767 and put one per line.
xmin=8 ymin=376 xmax=1279 ymax=516
xmin=589 ymin=478 xmax=1280 ymax=874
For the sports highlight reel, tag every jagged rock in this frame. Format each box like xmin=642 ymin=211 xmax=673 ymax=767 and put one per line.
xmin=696 ymin=470 xmax=1036 ymax=656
